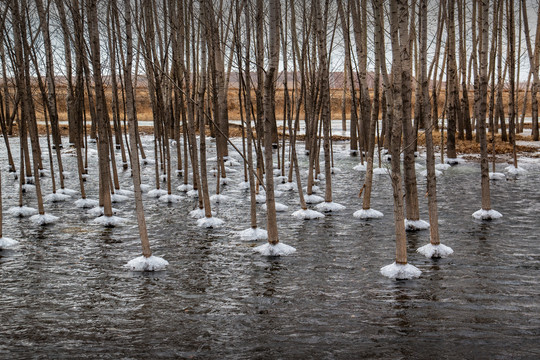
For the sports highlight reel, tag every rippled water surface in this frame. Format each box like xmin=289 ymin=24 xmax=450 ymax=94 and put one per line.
xmin=1 ymin=137 xmax=539 ymax=359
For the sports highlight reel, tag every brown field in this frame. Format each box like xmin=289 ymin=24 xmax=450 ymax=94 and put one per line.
xmin=2 ymin=85 xmax=538 ymax=156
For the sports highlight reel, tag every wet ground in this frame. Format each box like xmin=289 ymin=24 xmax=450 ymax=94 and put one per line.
xmin=1 ymin=136 xmax=539 ymax=359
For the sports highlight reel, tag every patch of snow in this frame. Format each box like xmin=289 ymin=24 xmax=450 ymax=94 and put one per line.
xmin=30 ymin=213 xmax=59 ymax=226
xmin=317 ymin=173 xmax=325 ymax=180
xmin=75 ymin=198 xmax=99 ymax=208
xmin=159 ymin=194 xmax=182 ymax=203
xmin=273 ymin=169 xmax=282 ymax=176
xmin=331 ymin=167 xmax=341 ymax=174
xmin=275 ymin=175 xmax=288 ymax=184
xmin=435 ymin=163 xmax=451 ymax=171
xmin=147 ymin=189 xmax=168 ymax=198
xmin=125 ymin=255 xmax=169 ymax=271
xmin=380 ymin=262 xmax=422 ymax=280
xmin=159 ymin=174 xmax=168 ymax=182
xmin=254 ymin=242 xmax=296 ymax=256
xmin=57 ymin=188 xmax=78 ymax=196
xmin=189 ymin=208 xmax=216 ymax=219
xmin=224 ymin=159 xmax=240 ymax=166
xmin=354 ymin=163 xmax=367 ymax=172
xmin=472 ymin=208 xmax=503 ymax=220
xmin=315 ymin=201 xmax=346 ymax=212
xmin=237 ymin=181 xmax=250 ymax=190
xmin=111 ymin=194 xmax=129 ymax=203
xmin=93 ymin=215 xmax=127 ymax=227
xmin=304 ymin=194 xmax=324 ymax=204
xmin=210 ymin=194 xmax=230 ymax=203
xmin=39 ymin=169 xmax=50 ymax=177
xmin=186 ymin=189 xmax=199 ymax=198
xmin=255 ymin=194 xmax=266 ymax=203
xmin=489 ymin=172 xmax=506 ymax=180
xmin=177 ymin=184 xmax=194 ymax=192
xmin=420 ymin=169 xmax=443 ymax=177
xmin=405 ymin=219 xmax=430 ymax=231
xmin=8 ymin=206 xmax=38 ymax=217
xmin=291 ymin=209 xmax=325 ymax=219
xmin=45 ymin=193 xmax=71 ymax=203
xmin=277 ymin=182 xmax=295 ymax=191
xmin=25 ymin=176 xmax=35 ymax=184
xmin=62 ymin=171 xmax=73 ymax=179
xmin=0 ymin=237 xmax=19 ymax=249
xmin=239 ymin=227 xmax=268 ymax=241
xmin=261 ymin=202 xmax=289 ymax=212
xmin=353 ymin=208 xmax=384 ymax=219
xmin=224 ymin=166 xmax=238 ymax=173
xmin=417 ymin=243 xmax=454 ymax=258
xmin=176 ymin=169 xmax=184 ymax=176
xmin=197 ymin=216 xmax=224 ymax=228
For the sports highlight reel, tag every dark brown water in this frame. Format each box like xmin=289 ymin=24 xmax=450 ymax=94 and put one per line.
xmin=1 ymin=137 xmax=539 ymax=359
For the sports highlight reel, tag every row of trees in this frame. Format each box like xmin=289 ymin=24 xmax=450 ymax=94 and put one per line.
xmin=0 ymin=0 xmax=534 ymax=274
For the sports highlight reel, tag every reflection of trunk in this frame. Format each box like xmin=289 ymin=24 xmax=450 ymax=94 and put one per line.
xmin=123 ymin=0 xmax=151 ymax=257
xmin=389 ymin=0 xmax=407 ymax=265
xmin=87 ymin=0 xmax=113 ymax=217
xmin=478 ymin=0 xmax=491 ymax=211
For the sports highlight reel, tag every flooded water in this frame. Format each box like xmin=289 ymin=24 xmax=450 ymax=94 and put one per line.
xmin=1 ymin=136 xmax=539 ymax=359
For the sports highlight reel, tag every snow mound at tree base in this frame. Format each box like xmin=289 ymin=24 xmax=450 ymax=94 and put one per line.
xmin=472 ymin=209 xmax=503 ymax=220
xmin=239 ymin=227 xmax=268 ymax=241
xmin=315 ymin=201 xmax=346 ymax=212
xmin=304 ymin=194 xmax=324 ymax=204
xmin=8 ymin=206 xmax=38 ymax=217
xmin=277 ymin=182 xmax=295 ymax=191
xmin=353 ymin=163 xmax=367 ymax=172
xmin=505 ymin=165 xmax=527 ymax=177
xmin=197 ymin=217 xmax=224 ymax=228
xmin=405 ymin=219 xmax=430 ymax=231
xmin=186 ymin=189 xmax=199 ymax=198
xmin=353 ymin=208 xmax=384 ymax=219
xmin=292 ymin=209 xmax=325 ymax=219
xmin=189 ymin=208 xmax=216 ymax=219
xmin=331 ymin=167 xmax=341 ymax=174
xmin=0 ymin=237 xmax=19 ymax=249
xmin=30 ymin=213 xmax=59 ymax=225
xmin=75 ymin=198 xmax=99 ymax=208
xmin=210 ymin=194 xmax=230 ymax=204
xmin=125 ymin=255 xmax=169 ymax=271
xmin=254 ymin=242 xmax=296 ymax=256
xmin=435 ymin=163 xmax=451 ymax=171
xmin=45 ymin=193 xmax=71 ymax=203
xmin=130 ymin=184 xmax=151 ymax=193
xmin=93 ymin=215 xmax=126 ymax=227
xmin=420 ymin=169 xmax=442 ymax=177
xmin=159 ymin=194 xmax=182 ymax=203
xmin=417 ymin=243 xmax=454 ymax=258
xmin=177 ymin=184 xmax=193 ymax=192
xmin=380 ymin=262 xmax=421 ymax=280
xmin=303 ymin=185 xmax=320 ymax=193
xmin=87 ymin=206 xmax=119 ymax=217
xmin=115 ymin=189 xmax=135 ymax=197
xmin=489 ymin=172 xmax=506 ymax=180
xmin=446 ymin=158 xmax=465 ymax=165
xmin=111 ymin=194 xmax=129 ymax=203
xmin=237 ymin=181 xmax=250 ymax=190
xmin=373 ymin=167 xmax=389 ymax=175
xmin=261 ymin=202 xmax=288 ymax=212
xmin=147 ymin=189 xmax=168 ymax=198
xmin=57 ymin=188 xmax=78 ymax=196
